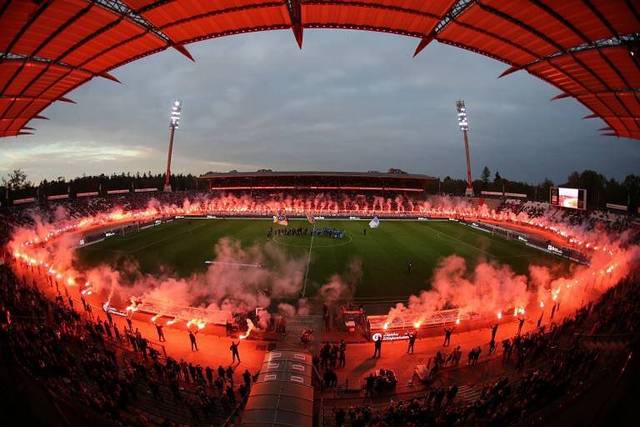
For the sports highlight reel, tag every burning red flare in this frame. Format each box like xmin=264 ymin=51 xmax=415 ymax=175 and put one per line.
xmin=187 ymin=318 xmax=206 ymax=330
xmin=239 ymin=319 xmax=256 ymax=339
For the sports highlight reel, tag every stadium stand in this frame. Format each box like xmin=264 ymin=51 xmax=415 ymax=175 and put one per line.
xmin=2 ymin=244 xmax=638 ymax=426
xmin=1 ymin=179 xmax=638 ymax=425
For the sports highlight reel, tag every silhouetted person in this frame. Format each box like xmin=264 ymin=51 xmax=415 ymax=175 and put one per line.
xmin=189 ymin=330 xmax=198 ymax=351
xmin=551 ymin=302 xmax=558 ymax=319
xmin=446 ymin=385 xmax=458 ymax=404
xmin=226 ymin=385 xmax=236 ymax=405
xmin=206 ymin=366 xmax=213 ymax=386
xmin=243 ymin=369 xmax=252 ymax=388
xmin=104 ymin=322 xmax=112 ymax=339
xmin=335 ymin=408 xmax=346 ymax=427
xmin=226 ymin=366 xmax=234 ymax=384
xmin=537 ymin=312 xmax=543 ymax=328
xmin=156 ymin=323 xmax=165 ymax=342
xmin=230 ymin=340 xmax=240 ymax=363
xmin=517 ymin=317 xmax=525 ymax=336
xmin=407 ymin=332 xmax=416 ymax=354
xmin=491 ymin=323 xmax=499 ymax=341
xmin=373 ymin=335 xmax=382 ymax=358
xmin=443 ymin=327 xmax=453 ymax=346
xmin=502 ymin=339 xmax=512 ymax=362
xmin=106 ymin=310 xmax=113 ymax=326
xmin=323 ymin=303 xmax=330 ymax=330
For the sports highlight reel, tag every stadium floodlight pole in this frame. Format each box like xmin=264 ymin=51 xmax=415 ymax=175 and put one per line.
xmin=456 ymin=100 xmax=474 ymax=197
xmin=164 ymin=100 xmax=182 ymax=192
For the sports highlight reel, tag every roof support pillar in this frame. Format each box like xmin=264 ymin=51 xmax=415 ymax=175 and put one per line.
xmin=286 ymin=0 xmax=303 ymax=48
xmin=413 ymin=33 xmax=435 ymax=57
xmin=172 ymin=43 xmax=195 ymax=62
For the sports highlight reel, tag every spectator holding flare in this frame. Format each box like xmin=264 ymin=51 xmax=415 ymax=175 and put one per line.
xmin=156 ymin=322 xmax=165 ymax=342
xmin=407 ymin=331 xmax=416 ymax=354
xmin=230 ymin=340 xmax=241 ymax=363
xmin=373 ymin=335 xmax=382 ymax=358
xmin=189 ymin=330 xmax=198 ymax=351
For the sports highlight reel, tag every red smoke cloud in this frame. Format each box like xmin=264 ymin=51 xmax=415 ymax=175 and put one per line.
xmin=7 ymin=194 xmax=639 ymax=329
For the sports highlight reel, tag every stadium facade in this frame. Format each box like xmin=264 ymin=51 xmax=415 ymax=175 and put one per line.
xmin=199 ymin=170 xmax=439 ymax=193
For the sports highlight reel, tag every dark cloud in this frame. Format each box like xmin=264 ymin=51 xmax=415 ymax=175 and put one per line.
xmin=1 ymin=30 xmax=637 ymax=183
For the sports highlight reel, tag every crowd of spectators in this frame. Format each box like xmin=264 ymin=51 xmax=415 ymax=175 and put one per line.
xmin=2 ymin=190 xmax=637 ymax=249
xmin=327 ymin=275 xmax=639 ymax=427
xmin=0 ymin=262 xmax=254 ymax=426
xmin=0 ymin=190 xmax=638 ymax=426
xmin=498 ymin=199 xmax=636 ymax=235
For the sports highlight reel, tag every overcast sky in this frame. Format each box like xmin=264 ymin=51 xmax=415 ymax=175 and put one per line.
xmin=1 ymin=30 xmax=638 ymax=184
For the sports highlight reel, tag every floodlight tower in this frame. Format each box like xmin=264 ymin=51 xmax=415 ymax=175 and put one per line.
xmin=163 ymin=100 xmax=182 ymax=192
xmin=456 ymin=100 xmax=474 ymax=197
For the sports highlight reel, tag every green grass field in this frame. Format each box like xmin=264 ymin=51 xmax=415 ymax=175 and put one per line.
xmin=76 ymin=219 xmax=569 ymax=299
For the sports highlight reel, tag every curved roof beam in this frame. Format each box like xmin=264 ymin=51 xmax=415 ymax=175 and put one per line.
xmin=414 ymin=0 xmax=474 ymax=57
xmin=95 ymin=0 xmax=194 ymax=60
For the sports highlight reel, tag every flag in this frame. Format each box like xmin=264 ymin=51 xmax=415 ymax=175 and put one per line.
xmin=369 ymin=216 xmax=380 ymax=229
xmin=273 ymin=212 xmax=288 ymax=226
xmin=306 ymin=212 xmax=315 ymax=224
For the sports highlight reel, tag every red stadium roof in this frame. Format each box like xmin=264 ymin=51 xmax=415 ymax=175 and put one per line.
xmin=0 ymin=0 xmax=638 ymax=139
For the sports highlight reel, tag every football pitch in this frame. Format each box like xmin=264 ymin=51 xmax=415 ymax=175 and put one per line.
xmin=76 ymin=219 xmax=569 ymax=300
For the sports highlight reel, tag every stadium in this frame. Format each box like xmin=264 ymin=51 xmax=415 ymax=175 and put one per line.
xmin=1 ymin=2 xmax=640 ymax=427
